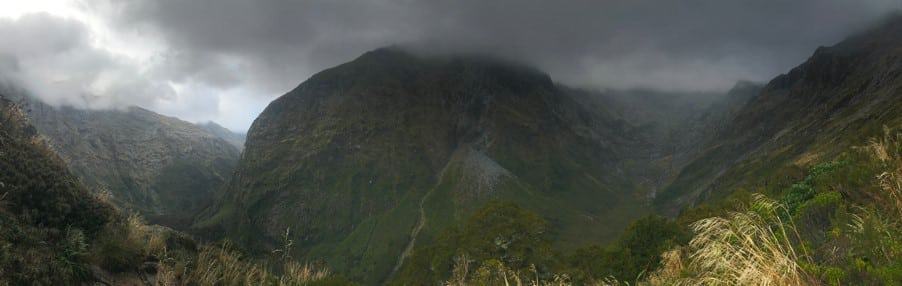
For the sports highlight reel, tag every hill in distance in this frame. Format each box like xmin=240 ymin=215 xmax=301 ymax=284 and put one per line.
xmin=1 ymin=88 xmax=241 ymax=229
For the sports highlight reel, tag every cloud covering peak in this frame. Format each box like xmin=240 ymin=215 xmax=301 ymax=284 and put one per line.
xmin=0 ymin=0 xmax=899 ymax=131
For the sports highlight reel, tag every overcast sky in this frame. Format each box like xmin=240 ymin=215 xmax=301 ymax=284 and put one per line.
xmin=0 ymin=0 xmax=899 ymax=132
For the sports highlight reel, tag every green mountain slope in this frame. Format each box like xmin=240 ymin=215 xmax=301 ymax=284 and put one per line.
xmin=9 ymin=96 xmax=241 ymax=227
xmin=199 ymin=48 xmax=655 ymax=284
xmin=658 ymin=15 xmax=902 ymax=213
xmin=0 ymin=94 xmax=116 ymax=284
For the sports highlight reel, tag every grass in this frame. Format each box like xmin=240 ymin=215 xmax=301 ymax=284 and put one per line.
xmin=677 ymin=195 xmax=811 ymax=285
xmin=443 ymin=256 xmax=572 ymax=286
xmin=154 ymin=241 xmax=337 ymax=286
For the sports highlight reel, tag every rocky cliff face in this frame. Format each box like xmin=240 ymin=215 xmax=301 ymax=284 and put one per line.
xmin=199 ymin=48 xmax=653 ymax=283
xmin=19 ymin=99 xmax=240 ymax=226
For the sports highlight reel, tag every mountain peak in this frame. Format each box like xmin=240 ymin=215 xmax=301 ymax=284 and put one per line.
xmin=304 ymin=46 xmax=554 ymax=94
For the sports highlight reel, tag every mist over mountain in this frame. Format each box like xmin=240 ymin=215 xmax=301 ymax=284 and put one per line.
xmin=0 ymin=1 xmax=898 ymax=131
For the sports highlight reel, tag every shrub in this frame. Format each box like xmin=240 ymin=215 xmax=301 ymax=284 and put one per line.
xmin=568 ymin=215 xmax=686 ymax=283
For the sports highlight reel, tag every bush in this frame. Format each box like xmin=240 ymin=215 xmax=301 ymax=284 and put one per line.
xmin=568 ymin=216 xmax=686 ymax=283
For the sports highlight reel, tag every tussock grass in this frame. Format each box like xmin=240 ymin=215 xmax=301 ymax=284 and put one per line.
xmin=615 ymin=196 xmax=811 ymax=286
xmin=186 ymin=243 xmax=270 ymax=285
xmin=156 ymin=241 xmax=334 ymax=286
xmin=444 ymin=254 xmax=571 ymax=286
xmin=125 ymin=213 xmax=167 ymax=256
xmin=640 ymin=249 xmax=683 ymax=286
xmin=863 ymin=126 xmax=902 ymax=219
xmin=678 ymin=194 xmax=811 ymax=285
xmin=280 ymin=261 xmax=332 ymax=285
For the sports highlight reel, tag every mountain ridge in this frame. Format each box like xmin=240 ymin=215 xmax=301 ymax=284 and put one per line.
xmin=0 ymin=90 xmax=242 ymax=228
xmin=657 ymin=13 xmax=902 ymax=211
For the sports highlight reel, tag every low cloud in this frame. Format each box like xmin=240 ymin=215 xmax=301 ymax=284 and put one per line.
xmin=0 ymin=13 xmax=178 ymax=113
xmin=1 ymin=0 xmax=900 ymax=131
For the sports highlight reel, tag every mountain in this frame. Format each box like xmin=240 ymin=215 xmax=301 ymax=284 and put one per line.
xmin=0 ymin=95 xmax=113 ymax=236
xmin=657 ymin=15 xmax=902 ymax=212
xmin=14 ymin=96 xmax=240 ymax=227
xmin=200 ymin=121 xmax=246 ymax=150
xmin=198 ymin=48 xmax=657 ymax=283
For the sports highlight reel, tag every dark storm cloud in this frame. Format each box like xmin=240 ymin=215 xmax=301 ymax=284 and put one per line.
xmin=98 ymin=0 xmax=901 ymax=93
xmin=1 ymin=1 xmax=898 ymax=131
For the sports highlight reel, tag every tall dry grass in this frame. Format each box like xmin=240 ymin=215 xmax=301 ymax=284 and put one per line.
xmin=845 ymin=126 xmax=902 ymax=266
xmin=185 ymin=243 xmax=271 ymax=285
xmin=279 ymin=261 xmax=331 ymax=285
xmin=679 ymin=194 xmax=810 ymax=285
xmin=625 ymin=195 xmax=811 ymax=286
xmin=155 ymin=242 xmax=333 ymax=286
xmin=638 ymin=249 xmax=684 ymax=286
xmin=863 ymin=126 xmax=902 ymax=219
xmin=125 ymin=214 xmax=167 ymax=257
xmin=444 ymin=255 xmax=571 ymax=286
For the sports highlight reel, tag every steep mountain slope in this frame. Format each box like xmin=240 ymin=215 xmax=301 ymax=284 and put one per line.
xmin=658 ymin=15 xmax=902 ymax=212
xmin=17 ymin=97 xmax=240 ymax=226
xmin=0 ymin=94 xmax=115 ymax=284
xmin=199 ymin=48 xmax=653 ymax=283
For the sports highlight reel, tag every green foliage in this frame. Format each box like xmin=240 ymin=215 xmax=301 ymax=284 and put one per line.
xmin=567 ymin=215 xmax=686 ymax=283
xmin=0 ymin=98 xmax=115 ymax=284
xmin=782 ymin=183 xmax=816 ymax=213
xmin=393 ymin=201 xmax=556 ymax=285
xmin=779 ymin=161 xmax=847 ymax=213
xmin=459 ymin=202 xmax=553 ymax=266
